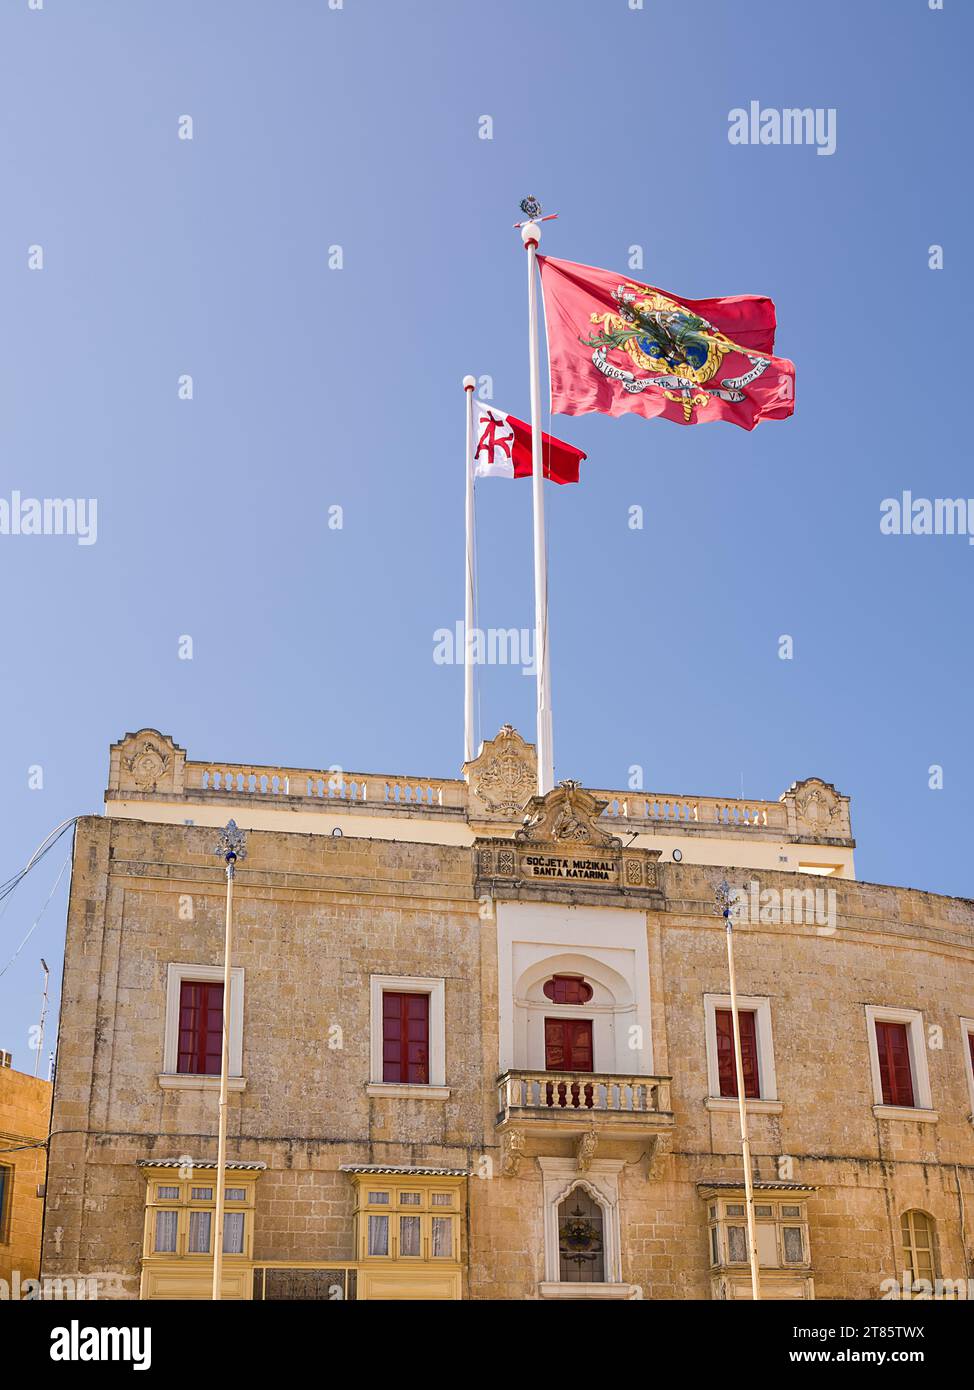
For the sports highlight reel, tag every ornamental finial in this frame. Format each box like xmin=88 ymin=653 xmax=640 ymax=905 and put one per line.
xmin=215 ymin=819 xmax=247 ymax=864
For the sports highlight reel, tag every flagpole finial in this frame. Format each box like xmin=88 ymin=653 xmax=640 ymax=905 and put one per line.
xmin=462 ymin=375 xmax=476 ymax=391
xmin=521 ymin=221 xmax=540 ymax=249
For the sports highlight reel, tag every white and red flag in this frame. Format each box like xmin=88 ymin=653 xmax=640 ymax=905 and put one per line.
xmin=472 ymin=401 xmax=585 ymax=485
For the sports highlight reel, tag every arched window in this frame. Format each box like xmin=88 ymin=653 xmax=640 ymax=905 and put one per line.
xmin=558 ymin=1187 xmax=605 ymax=1283
xmin=901 ymin=1210 xmax=936 ymax=1284
xmin=543 ymin=975 xmax=593 ymax=1005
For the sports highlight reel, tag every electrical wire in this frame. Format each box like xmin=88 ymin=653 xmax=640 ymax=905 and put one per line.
xmin=0 ymin=816 xmax=78 ymax=918
xmin=0 ymin=853 xmax=71 ymax=979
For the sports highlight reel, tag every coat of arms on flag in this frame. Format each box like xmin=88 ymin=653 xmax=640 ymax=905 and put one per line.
xmin=538 ymin=255 xmax=796 ymax=431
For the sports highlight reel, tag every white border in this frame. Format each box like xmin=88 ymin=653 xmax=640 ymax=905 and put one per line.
xmin=369 ymin=975 xmax=446 ymax=1089
xmin=960 ymin=1017 xmax=974 ymax=1120
xmin=496 ymin=902 xmax=654 ymax=1076
xmin=704 ymin=994 xmax=777 ymax=1102
xmin=537 ymin=1157 xmax=628 ymax=1290
xmin=865 ymin=1005 xmax=933 ymax=1113
xmin=161 ymin=962 xmax=245 ymax=1081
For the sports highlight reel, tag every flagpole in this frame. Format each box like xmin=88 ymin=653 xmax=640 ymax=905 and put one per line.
xmin=521 ymin=218 xmax=554 ymax=795
xmin=463 ymin=375 xmax=476 ymax=765
xmin=716 ymin=880 xmax=762 ymax=1300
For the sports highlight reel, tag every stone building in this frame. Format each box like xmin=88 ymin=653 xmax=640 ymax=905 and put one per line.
xmin=0 ymin=1059 xmax=51 ymax=1290
xmin=40 ymin=725 xmax=974 ymax=1299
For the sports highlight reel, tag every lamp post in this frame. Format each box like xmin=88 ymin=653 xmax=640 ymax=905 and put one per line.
xmin=212 ymin=820 xmax=246 ymax=1300
xmin=714 ymin=879 xmax=761 ymax=1300
xmin=35 ymin=958 xmax=50 ymax=1078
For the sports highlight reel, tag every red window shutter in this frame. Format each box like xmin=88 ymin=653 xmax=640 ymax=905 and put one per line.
xmin=715 ymin=1008 xmax=759 ymax=1099
xmin=876 ymin=1021 xmax=914 ymax=1107
xmin=544 ymin=1019 xmax=593 ymax=1072
xmin=543 ymin=976 xmax=594 ymax=1005
xmin=382 ymin=992 xmax=429 ymax=1084
xmin=177 ymin=981 xmax=224 ymax=1075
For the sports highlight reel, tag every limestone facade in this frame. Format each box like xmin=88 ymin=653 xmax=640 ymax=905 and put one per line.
xmin=39 ymin=729 xmax=974 ymax=1299
xmin=0 ymin=1064 xmax=51 ymax=1286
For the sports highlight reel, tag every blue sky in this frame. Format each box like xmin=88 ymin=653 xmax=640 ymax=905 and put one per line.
xmin=1 ymin=0 xmax=970 ymax=1069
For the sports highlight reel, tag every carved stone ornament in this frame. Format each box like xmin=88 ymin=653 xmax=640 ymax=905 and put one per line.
xmin=465 ymin=725 xmax=537 ymax=819
xmin=515 ymin=780 xmax=622 ymax=849
xmin=502 ymin=1128 xmax=526 ymax=1178
xmin=124 ymin=739 xmax=171 ymax=791
xmin=792 ymin=779 xmax=843 ymax=835
xmin=646 ymin=1133 xmax=671 ymax=1181
xmin=576 ymin=1128 xmax=599 ymax=1173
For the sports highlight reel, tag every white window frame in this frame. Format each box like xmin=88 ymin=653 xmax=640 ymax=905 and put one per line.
xmin=960 ymin=1018 xmax=974 ymax=1121
xmin=160 ymin=962 xmax=245 ymax=1091
xmin=537 ymin=1157 xmax=640 ymax=1299
xmin=865 ymin=1005 xmax=935 ymax=1118
xmin=703 ymin=994 xmax=779 ymax=1109
xmin=368 ymin=975 xmax=448 ymax=1098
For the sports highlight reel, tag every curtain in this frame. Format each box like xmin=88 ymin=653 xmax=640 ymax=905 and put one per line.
xmin=223 ymin=1211 xmax=245 ymax=1255
xmin=188 ymin=1210 xmax=211 ymax=1254
xmin=154 ymin=1210 xmax=178 ymax=1253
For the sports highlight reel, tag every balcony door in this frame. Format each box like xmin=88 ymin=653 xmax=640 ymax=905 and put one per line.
xmin=544 ymin=1018 xmax=594 ymax=1109
xmin=544 ymin=1018 xmax=593 ymax=1072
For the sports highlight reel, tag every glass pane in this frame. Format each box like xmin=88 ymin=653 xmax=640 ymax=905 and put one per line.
xmin=368 ymin=1214 xmax=389 ymax=1256
xmin=432 ymin=1217 xmax=453 ymax=1259
xmin=783 ymin=1227 xmax=804 ymax=1262
xmin=782 ymin=1205 xmax=801 ymax=1218
xmin=190 ymin=1187 xmax=213 ymax=1201
xmin=222 ymin=1211 xmax=245 ymax=1255
xmin=727 ymin=1226 xmax=748 ymax=1263
xmin=558 ymin=1189 xmax=604 ymax=1283
xmin=225 ymin=1188 xmax=246 ymax=1202
xmin=726 ymin=1203 xmax=745 ymax=1216
xmin=157 ymin=1185 xmax=179 ymax=1200
xmin=710 ymin=1226 xmax=719 ymax=1265
xmin=754 ymin=1205 xmax=773 ymax=1217
xmin=367 ymin=1191 xmax=389 ymax=1205
xmin=154 ymin=1210 xmax=178 ymax=1253
xmin=431 ymin=1192 xmax=453 ymax=1207
xmin=399 ymin=1215 xmax=421 ymax=1256
xmin=188 ymin=1210 xmax=212 ymax=1253
xmin=399 ymin=1192 xmax=421 ymax=1206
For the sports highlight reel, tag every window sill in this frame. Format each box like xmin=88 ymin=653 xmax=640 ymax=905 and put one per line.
xmin=158 ymin=1074 xmax=247 ymax=1092
xmin=705 ymin=1097 xmax=783 ymax=1115
xmin=365 ymin=1083 xmax=451 ymax=1100
xmin=872 ymin=1104 xmax=938 ymax=1123
xmin=539 ymin=1282 xmax=640 ymax=1300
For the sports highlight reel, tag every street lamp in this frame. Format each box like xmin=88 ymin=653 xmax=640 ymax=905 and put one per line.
xmin=714 ymin=878 xmax=761 ymax=1301
xmin=212 ymin=820 xmax=246 ymax=1300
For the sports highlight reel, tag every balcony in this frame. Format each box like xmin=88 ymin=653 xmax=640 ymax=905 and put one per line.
xmin=496 ymin=1069 xmax=674 ymax=1140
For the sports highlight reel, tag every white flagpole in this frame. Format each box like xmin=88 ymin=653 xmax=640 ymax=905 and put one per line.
xmin=463 ymin=375 xmax=476 ymax=765
xmin=717 ymin=880 xmax=762 ymax=1300
xmin=521 ymin=220 xmax=554 ymax=795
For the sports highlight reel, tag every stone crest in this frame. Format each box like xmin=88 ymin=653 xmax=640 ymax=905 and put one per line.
xmin=785 ymin=778 xmax=850 ymax=839
xmin=516 ymin=780 xmax=622 ymax=849
xmin=124 ymin=739 xmax=171 ymax=791
xmin=109 ymin=729 xmax=185 ymax=797
xmin=465 ymin=724 xmax=537 ymax=820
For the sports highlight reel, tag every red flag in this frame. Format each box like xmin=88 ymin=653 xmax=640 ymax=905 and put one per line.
xmin=538 ymin=255 xmax=795 ymax=431
xmin=472 ymin=401 xmax=585 ymax=484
